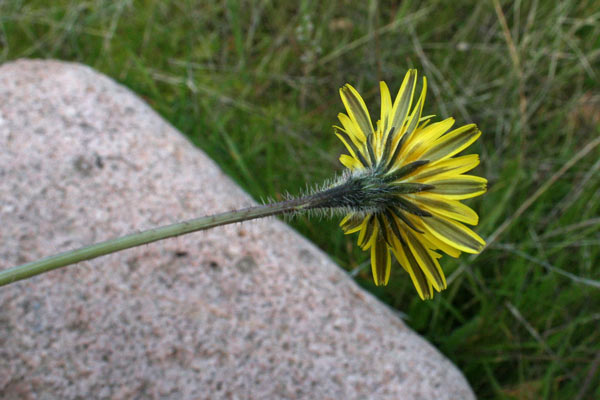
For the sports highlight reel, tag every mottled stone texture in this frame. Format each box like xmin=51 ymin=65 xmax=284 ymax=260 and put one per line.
xmin=0 ymin=59 xmax=475 ymax=400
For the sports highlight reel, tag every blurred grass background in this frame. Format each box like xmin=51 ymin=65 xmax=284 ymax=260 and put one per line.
xmin=1 ymin=0 xmax=599 ymax=398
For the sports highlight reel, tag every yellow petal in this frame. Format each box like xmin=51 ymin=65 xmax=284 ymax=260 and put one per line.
xmin=400 ymin=117 xmax=455 ymax=162
xmin=399 ymin=213 xmax=462 ymax=258
xmin=410 ymin=154 xmax=480 ymax=181
xmin=420 ymin=124 xmax=481 ymax=162
xmin=413 ymin=193 xmax=480 ymax=225
xmin=420 ymin=230 xmax=462 ymax=258
xmin=340 ymin=84 xmax=374 ymax=139
xmin=358 ymin=216 xmax=377 ymax=249
xmin=392 ymin=238 xmax=434 ymax=300
xmin=421 ymin=215 xmax=486 ymax=254
xmin=398 ymin=76 xmax=427 ymax=145
xmin=339 ymin=154 xmax=361 ymax=170
xmin=425 ymin=175 xmax=487 ymax=199
xmin=419 ymin=115 xmax=435 ymax=124
xmin=335 ymin=130 xmax=364 ymax=168
xmin=340 ymin=213 xmax=365 ymax=234
xmin=338 ymin=112 xmax=367 ymax=145
xmin=371 ymin=236 xmax=391 ymax=286
xmin=379 ymin=81 xmax=393 ymax=136
xmin=390 ymin=70 xmax=417 ymax=131
xmin=403 ymin=229 xmax=446 ymax=291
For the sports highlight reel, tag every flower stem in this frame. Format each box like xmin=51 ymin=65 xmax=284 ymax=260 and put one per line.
xmin=0 ymin=175 xmax=373 ymax=287
xmin=0 ymin=190 xmax=338 ymax=287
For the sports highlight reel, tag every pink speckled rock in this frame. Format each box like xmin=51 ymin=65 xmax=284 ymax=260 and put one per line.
xmin=0 ymin=59 xmax=475 ymax=400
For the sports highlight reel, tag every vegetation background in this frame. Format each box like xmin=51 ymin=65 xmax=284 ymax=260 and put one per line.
xmin=1 ymin=0 xmax=599 ymax=398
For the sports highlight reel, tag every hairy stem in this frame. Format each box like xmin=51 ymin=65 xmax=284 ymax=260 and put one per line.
xmin=0 ymin=178 xmax=363 ymax=287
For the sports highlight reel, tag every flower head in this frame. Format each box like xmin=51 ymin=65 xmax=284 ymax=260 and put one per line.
xmin=335 ymin=69 xmax=486 ymax=299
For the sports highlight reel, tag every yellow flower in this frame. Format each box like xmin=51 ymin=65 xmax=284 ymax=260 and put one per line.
xmin=336 ymin=69 xmax=486 ymax=299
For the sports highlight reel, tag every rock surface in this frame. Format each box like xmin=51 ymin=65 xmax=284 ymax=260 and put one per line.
xmin=0 ymin=59 xmax=475 ymax=400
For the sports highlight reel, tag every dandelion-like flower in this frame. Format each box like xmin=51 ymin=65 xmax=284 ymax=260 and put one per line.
xmin=335 ymin=69 xmax=486 ymax=299
xmin=0 ymin=70 xmax=487 ymax=297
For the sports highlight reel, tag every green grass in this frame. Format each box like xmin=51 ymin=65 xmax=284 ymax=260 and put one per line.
xmin=2 ymin=0 xmax=599 ymax=398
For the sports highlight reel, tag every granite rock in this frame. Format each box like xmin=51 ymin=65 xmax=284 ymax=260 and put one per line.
xmin=0 ymin=59 xmax=475 ymax=400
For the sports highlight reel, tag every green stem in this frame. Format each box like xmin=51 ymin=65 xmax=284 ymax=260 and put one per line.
xmin=0 ymin=172 xmax=373 ymax=287
xmin=0 ymin=194 xmax=320 ymax=287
